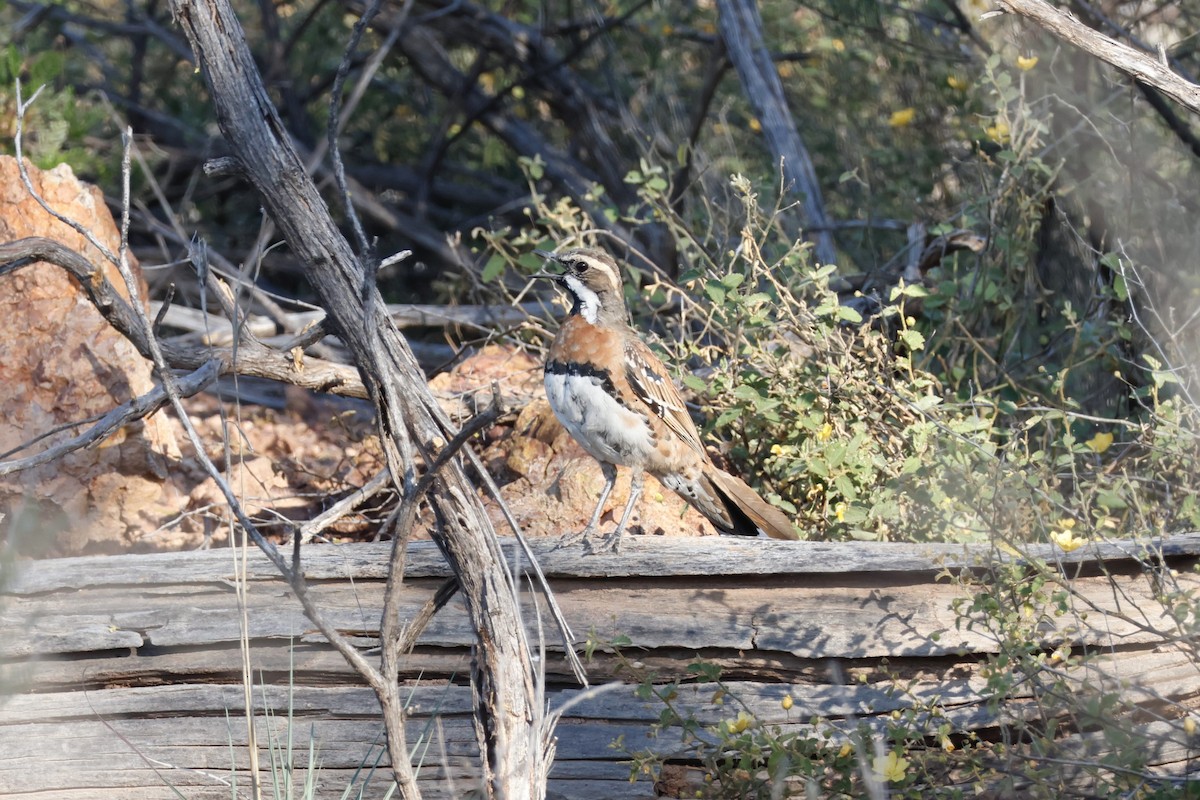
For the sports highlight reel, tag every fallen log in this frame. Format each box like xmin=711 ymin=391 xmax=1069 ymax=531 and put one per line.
xmin=2 ymin=534 xmax=1198 ymax=798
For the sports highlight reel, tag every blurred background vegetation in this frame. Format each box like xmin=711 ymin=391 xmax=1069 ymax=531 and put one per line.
xmin=2 ymin=0 xmax=1200 ymax=548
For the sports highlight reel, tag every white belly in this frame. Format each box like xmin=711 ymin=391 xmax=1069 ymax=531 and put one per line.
xmin=545 ymin=371 xmax=654 ymax=466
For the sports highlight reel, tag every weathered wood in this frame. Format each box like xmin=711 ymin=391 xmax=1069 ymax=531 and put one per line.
xmin=999 ymin=0 xmax=1200 ymax=115
xmin=2 ymin=536 xmax=1197 ymax=798
xmin=155 ymin=301 xmax=552 ymax=344
xmin=11 ymin=533 xmax=1199 ymax=593
xmin=4 ymin=566 xmax=1194 ymax=661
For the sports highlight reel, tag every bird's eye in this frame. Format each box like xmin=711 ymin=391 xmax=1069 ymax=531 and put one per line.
xmin=573 ymin=260 xmax=589 ymax=273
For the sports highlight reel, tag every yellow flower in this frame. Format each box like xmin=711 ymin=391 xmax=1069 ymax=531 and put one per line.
xmin=834 ymin=502 xmax=847 ymax=522
xmin=748 ymin=117 xmax=762 ymax=133
xmin=831 ymin=38 xmax=846 ymax=52
xmin=947 ymin=75 xmax=969 ymax=91
xmin=1085 ymin=431 xmax=1114 ymax=454
xmin=873 ymin=750 xmax=910 ymax=783
xmin=985 ymin=120 xmax=1010 ymax=143
xmin=770 ymin=443 xmax=784 ymax=456
xmin=1017 ymin=55 xmax=1039 ymax=71
xmin=1051 ymin=528 xmax=1087 ymax=553
xmin=781 ymin=694 xmax=794 ymax=710
xmin=729 ymin=710 xmax=754 ymax=733
xmin=1185 ymin=716 xmax=1197 ymax=736
xmin=837 ymin=742 xmax=853 ymax=759
xmin=888 ymin=107 xmax=915 ymax=128
xmin=817 ymin=422 xmax=834 ymax=442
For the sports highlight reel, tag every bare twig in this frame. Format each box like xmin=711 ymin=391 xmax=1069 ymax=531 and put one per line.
xmin=325 ymin=0 xmax=412 ymax=255
xmin=295 ymin=468 xmax=392 ymax=544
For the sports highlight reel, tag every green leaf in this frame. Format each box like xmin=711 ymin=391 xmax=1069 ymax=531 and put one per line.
xmin=1112 ymin=273 xmax=1128 ymax=302
xmin=481 ymin=254 xmax=506 ymax=283
xmin=721 ymin=272 xmax=746 ymax=289
xmin=645 ymin=175 xmax=668 ymax=193
xmin=518 ymin=155 xmax=544 ymax=179
xmin=837 ymin=306 xmax=863 ymax=324
xmin=715 ymin=407 xmax=743 ymax=426
xmin=704 ymin=281 xmax=726 ymax=304
xmin=898 ymin=328 xmax=926 ymax=352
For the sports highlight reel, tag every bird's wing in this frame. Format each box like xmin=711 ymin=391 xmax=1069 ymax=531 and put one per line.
xmin=624 ymin=336 xmax=706 ymax=455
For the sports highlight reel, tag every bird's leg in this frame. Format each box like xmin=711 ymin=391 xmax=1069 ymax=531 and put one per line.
xmin=589 ymin=469 xmax=644 ymax=554
xmin=555 ymin=462 xmax=617 ymax=550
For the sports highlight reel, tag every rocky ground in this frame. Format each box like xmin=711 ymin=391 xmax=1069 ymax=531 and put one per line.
xmin=0 ymin=157 xmax=717 ymax=557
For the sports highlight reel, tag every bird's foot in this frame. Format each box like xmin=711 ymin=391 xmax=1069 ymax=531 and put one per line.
xmin=552 ymin=525 xmax=595 ymax=551
xmin=583 ymin=528 xmax=624 ymax=555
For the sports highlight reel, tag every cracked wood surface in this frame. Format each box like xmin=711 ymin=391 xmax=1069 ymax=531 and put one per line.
xmin=2 ymin=535 xmax=1198 ymax=798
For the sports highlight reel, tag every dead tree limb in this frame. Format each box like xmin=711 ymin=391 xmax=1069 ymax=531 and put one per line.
xmin=0 ymin=359 xmax=219 ymax=476
xmin=0 ymin=238 xmax=367 ymax=398
xmin=167 ymin=2 xmax=555 ymax=798
xmin=716 ymin=0 xmax=838 ymax=266
xmin=997 ymin=0 xmax=1200 ymax=116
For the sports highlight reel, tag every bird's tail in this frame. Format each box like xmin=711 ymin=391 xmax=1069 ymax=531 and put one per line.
xmin=700 ymin=463 xmax=799 ymax=540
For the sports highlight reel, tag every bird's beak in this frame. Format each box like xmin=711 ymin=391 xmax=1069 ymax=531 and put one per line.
xmin=531 ymin=249 xmax=562 ymax=280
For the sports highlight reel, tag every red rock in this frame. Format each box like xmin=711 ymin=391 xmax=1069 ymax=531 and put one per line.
xmin=0 ymin=156 xmax=180 ymax=555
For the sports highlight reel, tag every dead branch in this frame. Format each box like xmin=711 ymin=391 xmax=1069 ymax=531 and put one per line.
xmin=0 ymin=359 xmax=219 ymax=477
xmin=997 ymin=0 xmax=1200 ymax=116
xmin=0 ymin=237 xmax=368 ymax=398
xmin=167 ymin=3 xmax=559 ymax=798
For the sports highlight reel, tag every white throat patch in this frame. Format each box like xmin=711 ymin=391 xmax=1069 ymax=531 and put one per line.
xmin=562 ymin=274 xmax=600 ymax=324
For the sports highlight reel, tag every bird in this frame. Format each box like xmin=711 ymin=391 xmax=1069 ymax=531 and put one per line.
xmin=532 ymin=246 xmax=799 ymax=553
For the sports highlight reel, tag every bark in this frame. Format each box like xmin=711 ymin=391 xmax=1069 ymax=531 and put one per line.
xmin=166 ymin=2 xmax=552 ymax=797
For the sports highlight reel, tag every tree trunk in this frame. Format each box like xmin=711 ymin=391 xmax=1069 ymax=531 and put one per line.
xmin=717 ymin=0 xmax=838 ymax=266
